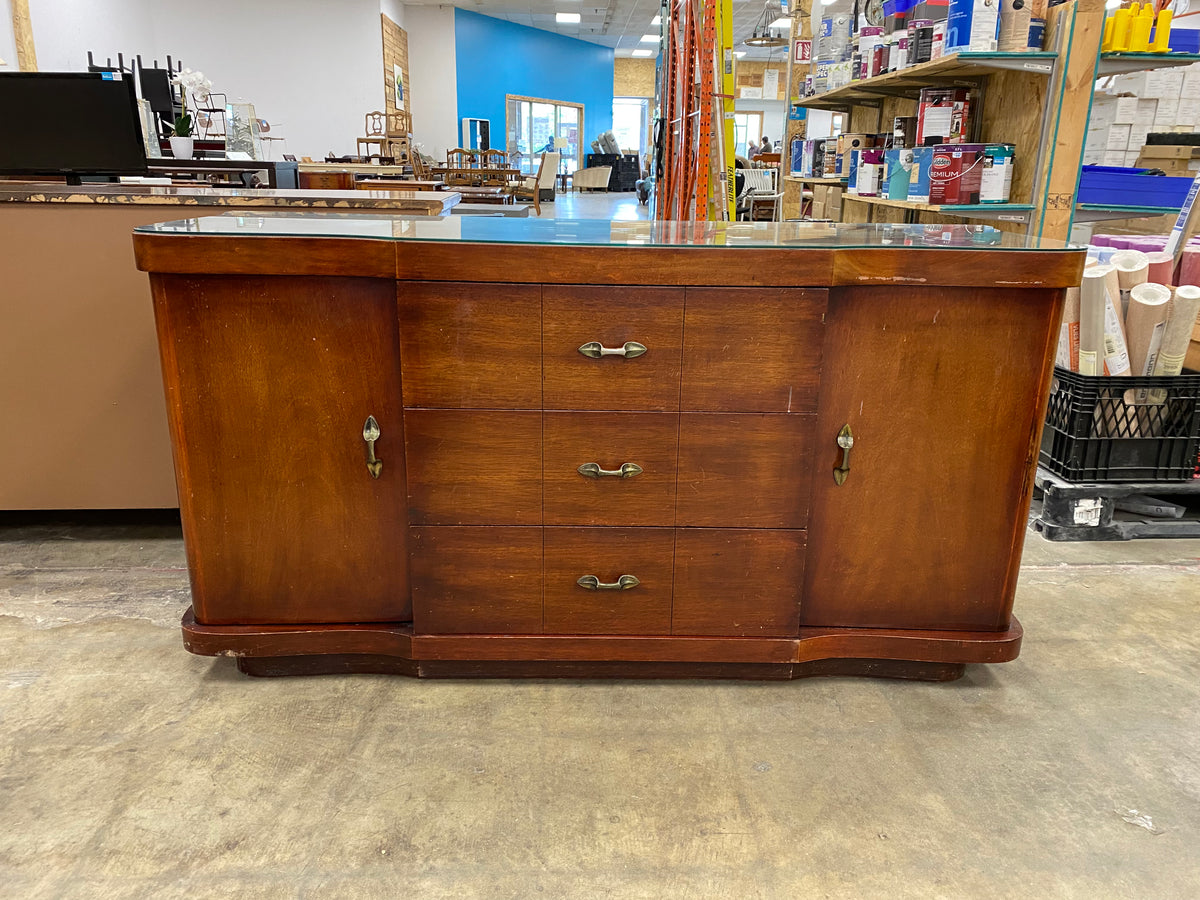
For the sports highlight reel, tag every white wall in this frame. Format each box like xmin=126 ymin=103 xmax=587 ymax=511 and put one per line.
xmin=1 ymin=0 xmax=19 ymax=68
xmin=0 ymin=0 xmax=397 ymax=156
xmin=404 ymin=4 xmax=457 ymax=160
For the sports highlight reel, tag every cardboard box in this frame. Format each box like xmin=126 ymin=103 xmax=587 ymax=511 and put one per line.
xmin=1103 ymin=150 xmax=1127 ymax=166
xmin=1124 ymin=150 xmax=1143 ymax=167
xmin=1082 ymin=146 xmax=1105 ymax=165
xmin=1137 ymin=145 xmax=1200 ymax=160
xmin=1091 ymin=95 xmax=1118 ymax=129
xmin=1107 ymin=124 xmax=1132 ymax=150
xmin=1114 ymin=96 xmax=1140 ymax=123
xmin=1156 ymin=70 xmax=1185 ymax=97
xmin=1180 ymin=98 xmax=1200 ymax=124
xmin=1134 ymin=99 xmax=1158 ymax=127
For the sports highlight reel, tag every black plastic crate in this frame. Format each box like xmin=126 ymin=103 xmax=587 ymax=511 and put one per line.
xmin=1040 ymin=366 xmax=1200 ymax=483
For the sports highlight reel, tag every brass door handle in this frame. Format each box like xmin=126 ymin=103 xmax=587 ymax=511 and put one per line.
xmin=577 ymin=341 xmax=647 ymax=359
xmin=363 ymin=416 xmax=382 ymax=479
xmin=833 ymin=424 xmax=853 ymax=486
xmin=577 ymin=462 xmax=643 ymax=479
xmin=577 ymin=574 xmax=641 ymax=591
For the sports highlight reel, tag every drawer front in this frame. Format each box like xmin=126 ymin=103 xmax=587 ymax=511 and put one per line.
xmin=398 ymin=282 xmax=541 ymax=409
xmin=681 ymin=287 xmax=826 ymax=412
xmin=543 ymin=286 xmax=684 ymax=411
xmin=544 ymin=412 xmax=678 ymax=526
xmin=677 ymin=414 xmax=814 ymax=528
xmin=673 ymin=529 xmax=805 ymax=636
xmin=410 ymin=526 xmax=543 ymax=634
xmin=544 ymin=528 xmax=674 ymax=635
xmin=405 ymin=410 xmax=541 ymax=525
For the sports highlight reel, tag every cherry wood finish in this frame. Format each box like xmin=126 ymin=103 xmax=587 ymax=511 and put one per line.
xmin=543 ymin=286 xmax=684 ymax=411
xmin=543 ymin=412 xmax=679 ymax=526
xmin=681 ymin=288 xmax=826 ymax=413
xmin=140 ymin=225 xmax=1079 ymax=680
xmin=403 ymin=410 xmax=541 ymax=525
xmin=802 ymin=286 xmax=1066 ymax=631
xmin=543 ymin=528 xmax=675 ymax=635
xmin=151 ymin=274 xmax=409 ymax=625
xmin=410 ymin=527 xmax=543 ymax=633
xmin=672 ymin=529 xmax=805 ymax=636
xmin=676 ymin=414 xmax=814 ymax=528
xmin=397 ymin=282 xmax=541 ymax=409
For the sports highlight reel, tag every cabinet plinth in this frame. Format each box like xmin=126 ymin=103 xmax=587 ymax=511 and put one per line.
xmin=136 ymin=218 xmax=1083 ymax=681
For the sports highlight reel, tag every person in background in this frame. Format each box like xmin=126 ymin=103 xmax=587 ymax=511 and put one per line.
xmin=760 ymin=136 xmax=773 ymax=154
xmin=747 ymin=138 xmax=760 ymax=160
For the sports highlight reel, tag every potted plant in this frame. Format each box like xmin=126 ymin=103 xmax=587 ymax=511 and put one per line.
xmin=168 ymin=69 xmax=212 ymax=160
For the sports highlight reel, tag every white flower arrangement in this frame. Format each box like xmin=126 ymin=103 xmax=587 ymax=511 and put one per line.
xmin=169 ymin=68 xmax=213 ymax=137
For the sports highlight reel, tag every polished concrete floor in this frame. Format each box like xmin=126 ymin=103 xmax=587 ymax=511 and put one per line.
xmin=2 ymin=511 xmax=1198 ymax=899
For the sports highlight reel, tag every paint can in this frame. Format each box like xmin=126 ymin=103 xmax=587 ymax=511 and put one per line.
xmin=979 ymin=143 xmax=1015 ymax=203
xmin=931 ymin=21 xmax=947 ymax=59
xmin=929 ymin=143 xmax=986 ymax=205
xmin=857 ymin=149 xmax=885 ymax=197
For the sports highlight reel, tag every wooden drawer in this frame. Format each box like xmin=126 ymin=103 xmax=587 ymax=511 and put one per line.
xmin=410 ymin=527 xmax=543 ymax=634
xmin=544 ymin=528 xmax=674 ymax=635
xmin=681 ymin=287 xmax=826 ymax=412
xmin=405 ymin=410 xmax=541 ymax=525
xmin=677 ymin=414 xmax=814 ymax=528
xmin=673 ymin=529 xmax=804 ymax=636
xmin=543 ymin=412 xmax=678 ymax=526
xmin=398 ymin=282 xmax=541 ymax=409
xmin=543 ymin=286 xmax=684 ymax=411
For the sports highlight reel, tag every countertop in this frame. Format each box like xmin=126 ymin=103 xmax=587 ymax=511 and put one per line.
xmin=0 ymin=183 xmax=459 ymax=214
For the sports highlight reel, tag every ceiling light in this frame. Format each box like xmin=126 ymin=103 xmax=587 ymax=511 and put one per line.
xmin=632 ymin=49 xmax=655 ymax=57
xmin=745 ymin=1 xmax=789 ymax=47
xmin=651 ymin=14 xmax=661 ymax=25
xmin=556 ymin=12 xmax=581 ymax=23
xmin=769 ymin=16 xmax=791 ymax=27
xmin=640 ymin=33 xmax=658 ymax=42
xmin=734 ymin=51 xmax=747 ymax=57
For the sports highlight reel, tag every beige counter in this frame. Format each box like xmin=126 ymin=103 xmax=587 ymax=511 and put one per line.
xmin=0 ymin=187 xmax=456 ymax=510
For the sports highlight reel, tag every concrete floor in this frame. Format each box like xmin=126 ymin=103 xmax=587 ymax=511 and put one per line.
xmin=1 ymin=513 xmax=1198 ymax=899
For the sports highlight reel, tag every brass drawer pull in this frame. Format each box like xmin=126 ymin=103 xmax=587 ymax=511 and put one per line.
xmin=577 ymin=462 xmax=643 ymax=479
xmin=362 ymin=416 xmax=382 ymax=479
xmin=577 ymin=341 xmax=647 ymax=359
xmin=577 ymin=574 xmax=640 ymax=591
xmin=833 ymin=424 xmax=853 ymax=486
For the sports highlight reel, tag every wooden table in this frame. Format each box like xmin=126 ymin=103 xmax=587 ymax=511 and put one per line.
xmin=430 ymin=166 xmax=521 ymax=186
xmin=299 ymin=162 xmax=412 ymax=176
xmin=453 ymin=186 xmax=514 ymax=204
xmin=134 ymin=215 xmax=1084 ymax=682
xmin=357 ymin=179 xmax=446 ymax=192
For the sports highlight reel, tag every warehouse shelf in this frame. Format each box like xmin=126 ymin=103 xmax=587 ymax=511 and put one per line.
xmin=1097 ymin=51 xmax=1200 ymax=76
xmin=799 ymin=52 xmax=1057 ymax=111
xmin=842 ymin=194 xmax=1035 ymax=223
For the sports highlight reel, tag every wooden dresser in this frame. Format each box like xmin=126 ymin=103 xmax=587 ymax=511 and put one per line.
xmin=134 ymin=216 xmax=1085 ymax=681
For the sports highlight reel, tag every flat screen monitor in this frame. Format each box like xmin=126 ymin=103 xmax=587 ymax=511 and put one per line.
xmin=0 ymin=72 xmax=148 ymax=181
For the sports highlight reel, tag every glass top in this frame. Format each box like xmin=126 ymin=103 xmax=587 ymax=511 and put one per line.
xmin=135 ymin=212 xmax=1079 ymax=251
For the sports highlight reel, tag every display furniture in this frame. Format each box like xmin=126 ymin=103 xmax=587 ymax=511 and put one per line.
xmin=133 ymin=215 xmax=1084 ymax=680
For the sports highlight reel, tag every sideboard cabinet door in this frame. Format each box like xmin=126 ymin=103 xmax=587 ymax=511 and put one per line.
xmin=803 ymin=286 xmax=1061 ymax=632
xmin=152 ymin=275 xmax=410 ymax=626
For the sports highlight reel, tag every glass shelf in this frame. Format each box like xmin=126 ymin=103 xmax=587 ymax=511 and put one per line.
xmin=1097 ymin=51 xmax=1200 ymax=76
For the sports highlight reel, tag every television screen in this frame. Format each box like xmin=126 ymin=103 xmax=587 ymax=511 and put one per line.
xmin=0 ymin=72 xmax=148 ymax=177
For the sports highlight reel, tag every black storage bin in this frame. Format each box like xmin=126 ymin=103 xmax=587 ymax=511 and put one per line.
xmin=1039 ymin=366 xmax=1200 ymax=482
xmin=585 ymin=153 xmax=641 ymax=191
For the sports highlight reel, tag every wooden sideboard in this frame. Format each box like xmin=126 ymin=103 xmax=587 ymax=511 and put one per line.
xmin=134 ymin=216 xmax=1084 ymax=681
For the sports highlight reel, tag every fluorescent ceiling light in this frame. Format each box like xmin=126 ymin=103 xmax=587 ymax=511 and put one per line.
xmin=556 ymin=12 xmax=581 ymax=23
xmin=651 ymin=14 xmax=661 ymax=25
xmin=769 ymin=16 xmax=791 ymax=27
xmin=640 ymin=33 xmax=659 ymax=42
xmin=632 ymin=49 xmax=655 ymax=57
xmin=734 ymin=51 xmax=747 ymax=57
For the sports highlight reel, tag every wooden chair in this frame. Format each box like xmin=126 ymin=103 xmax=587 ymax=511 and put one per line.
xmin=446 ymin=148 xmax=479 ymax=169
xmin=511 ymin=152 xmax=559 ymax=216
xmin=481 ymin=149 xmax=508 ymax=168
xmin=357 ymin=111 xmax=387 ymax=157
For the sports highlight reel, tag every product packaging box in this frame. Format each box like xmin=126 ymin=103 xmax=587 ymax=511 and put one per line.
xmin=1113 ymin=96 xmax=1140 ymax=123
xmin=1124 ymin=150 xmax=1143 ymax=167
xmin=1091 ymin=95 xmax=1118 ymax=129
xmin=884 ymin=147 xmax=914 ymax=199
xmin=893 ymin=116 xmax=918 ymax=148
xmin=1134 ymin=99 xmax=1159 ymax=128
xmin=945 ymin=0 xmax=1000 ymax=51
xmin=846 ymin=148 xmax=861 ymax=193
xmin=998 ymin=0 xmax=1043 ymax=50
xmin=916 ymin=87 xmax=972 ymax=145
xmin=1102 ymin=150 xmax=1128 ymax=166
xmin=1154 ymin=99 xmax=1181 ymax=128
xmin=1179 ymin=97 xmax=1200 ymax=125
xmin=908 ymin=146 xmax=934 ymax=202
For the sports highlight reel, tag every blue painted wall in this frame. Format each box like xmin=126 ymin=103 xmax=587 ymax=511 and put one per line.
xmin=453 ymin=9 xmax=614 ymax=150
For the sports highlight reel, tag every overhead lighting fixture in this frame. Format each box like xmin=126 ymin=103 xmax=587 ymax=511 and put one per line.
xmin=744 ymin=1 xmax=789 ymax=47
xmin=556 ymin=12 xmax=581 ymax=23
xmin=651 ymin=15 xmax=661 ymax=25
xmin=632 ymin=49 xmax=655 ymax=57
xmin=640 ymin=33 xmax=658 ymax=42
xmin=734 ymin=51 xmax=747 ymax=57
xmin=769 ymin=16 xmax=791 ymax=27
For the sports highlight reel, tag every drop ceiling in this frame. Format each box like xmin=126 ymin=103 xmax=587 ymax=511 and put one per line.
xmin=403 ymin=0 xmax=796 ymax=61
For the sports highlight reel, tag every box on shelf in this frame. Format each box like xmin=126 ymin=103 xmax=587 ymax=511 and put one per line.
xmin=1136 ymin=144 xmax=1200 ymax=174
xmin=1124 ymin=150 xmax=1143 ymax=167
xmin=1102 ymin=150 xmax=1128 ymax=166
xmin=945 ymin=0 xmax=1000 ymax=52
xmin=1134 ymin=99 xmax=1158 ymax=128
xmin=812 ymin=183 xmax=843 ymax=220
xmin=1107 ymin=124 xmax=1132 ymax=151
xmin=909 ymin=146 xmax=933 ymax=203
xmin=916 ymin=87 xmax=972 ymax=145
xmin=1114 ymin=95 xmax=1140 ymax=123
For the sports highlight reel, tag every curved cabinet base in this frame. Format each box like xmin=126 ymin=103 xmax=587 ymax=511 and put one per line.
xmin=181 ymin=608 xmax=1020 ymax=681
